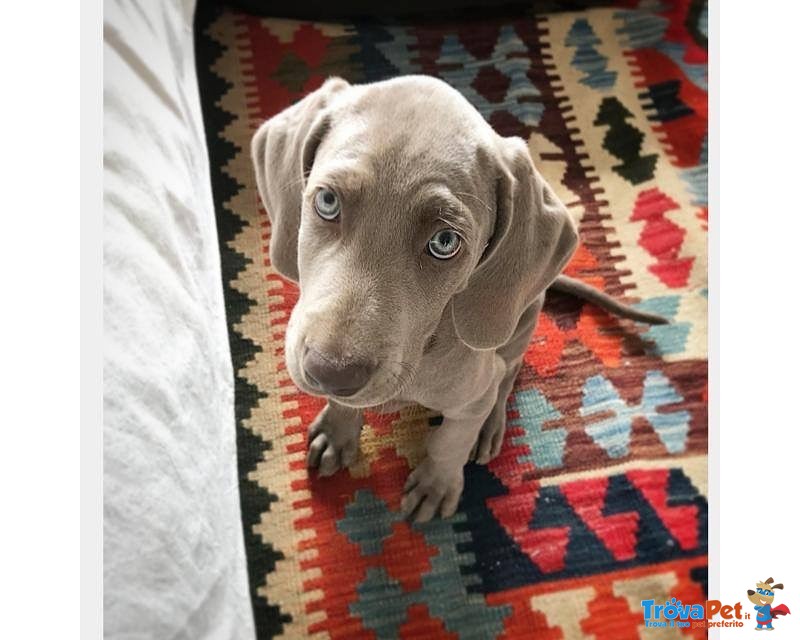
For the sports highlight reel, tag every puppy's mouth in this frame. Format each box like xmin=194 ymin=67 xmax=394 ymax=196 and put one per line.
xmin=296 ymin=372 xmax=400 ymax=409
xmin=302 ymin=371 xmax=373 ymax=400
xmin=291 ymin=346 xmax=413 ymax=409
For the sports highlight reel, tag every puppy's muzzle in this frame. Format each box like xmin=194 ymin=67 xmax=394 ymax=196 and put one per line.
xmin=302 ymin=345 xmax=375 ymax=397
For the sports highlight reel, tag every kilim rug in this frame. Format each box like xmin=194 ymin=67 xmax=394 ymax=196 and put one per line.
xmin=194 ymin=1 xmax=708 ymax=637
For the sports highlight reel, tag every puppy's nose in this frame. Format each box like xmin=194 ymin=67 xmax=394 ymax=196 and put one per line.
xmin=302 ymin=346 xmax=374 ymax=397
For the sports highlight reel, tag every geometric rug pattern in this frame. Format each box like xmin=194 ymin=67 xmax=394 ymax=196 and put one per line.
xmin=194 ymin=0 xmax=708 ymax=636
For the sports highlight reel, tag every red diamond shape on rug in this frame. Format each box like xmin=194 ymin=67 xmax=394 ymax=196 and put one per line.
xmin=291 ymin=23 xmax=330 ymax=68
xmin=628 ymin=469 xmax=698 ymax=550
xmin=381 ymin=522 xmax=436 ymax=592
xmin=487 ymin=483 xmax=570 ymax=574
xmin=518 ymin=526 xmax=571 ymax=573
xmin=631 ymin=188 xmax=694 ymax=288
xmin=399 ymin=604 xmax=458 ymax=639
xmin=561 ymin=477 xmax=639 ymax=561
xmin=526 ymin=305 xmax=622 ymax=377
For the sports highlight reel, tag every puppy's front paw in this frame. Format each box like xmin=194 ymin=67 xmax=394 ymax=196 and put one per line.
xmin=306 ymin=405 xmax=361 ymax=477
xmin=401 ymin=457 xmax=464 ymax=523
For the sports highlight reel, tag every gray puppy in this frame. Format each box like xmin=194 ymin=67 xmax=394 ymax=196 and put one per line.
xmin=251 ymin=75 xmax=665 ymax=523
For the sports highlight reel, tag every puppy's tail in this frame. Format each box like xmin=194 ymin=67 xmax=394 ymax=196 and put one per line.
xmin=549 ymin=275 xmax=669 ymax=325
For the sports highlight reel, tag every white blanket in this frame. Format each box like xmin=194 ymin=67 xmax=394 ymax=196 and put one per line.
xmin=103 ymin=1 xmax=255 ymax=637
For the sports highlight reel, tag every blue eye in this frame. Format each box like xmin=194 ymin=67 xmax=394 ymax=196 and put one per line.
xmin=314 ymin=188 xmax=340 ymax=221
xmin=427 ymin=228 xmax=462 ymax=260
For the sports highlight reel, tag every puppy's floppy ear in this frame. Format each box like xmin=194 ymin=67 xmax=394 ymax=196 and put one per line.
xmin=250 ymin=77 xmax=350 ymax=282
xmin=452 ymin=137 xmax=578 ymax=350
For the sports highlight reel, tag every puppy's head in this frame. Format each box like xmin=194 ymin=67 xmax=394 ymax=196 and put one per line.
xmin=252 ymin=76 xmax=577 ymax=408
xmin=747 ymin=578 xmax=784 ymax=606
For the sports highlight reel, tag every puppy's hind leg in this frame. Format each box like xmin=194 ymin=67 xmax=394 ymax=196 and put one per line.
xmin=470 ymin=296 xmax=544 ymax=464
xmin=306 ymin=400 xmax=363 ymax=477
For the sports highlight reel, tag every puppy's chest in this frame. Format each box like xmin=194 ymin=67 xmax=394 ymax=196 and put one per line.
xmin=394 ymin=340 xmax=494 ymax=413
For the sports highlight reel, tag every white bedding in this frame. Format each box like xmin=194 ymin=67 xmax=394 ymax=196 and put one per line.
xmin=103 ymin=1 xmax=255 ymax=638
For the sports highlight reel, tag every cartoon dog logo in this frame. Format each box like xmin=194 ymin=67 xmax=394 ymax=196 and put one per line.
xmin=747 ymin=577 xmax=791 ymax=630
